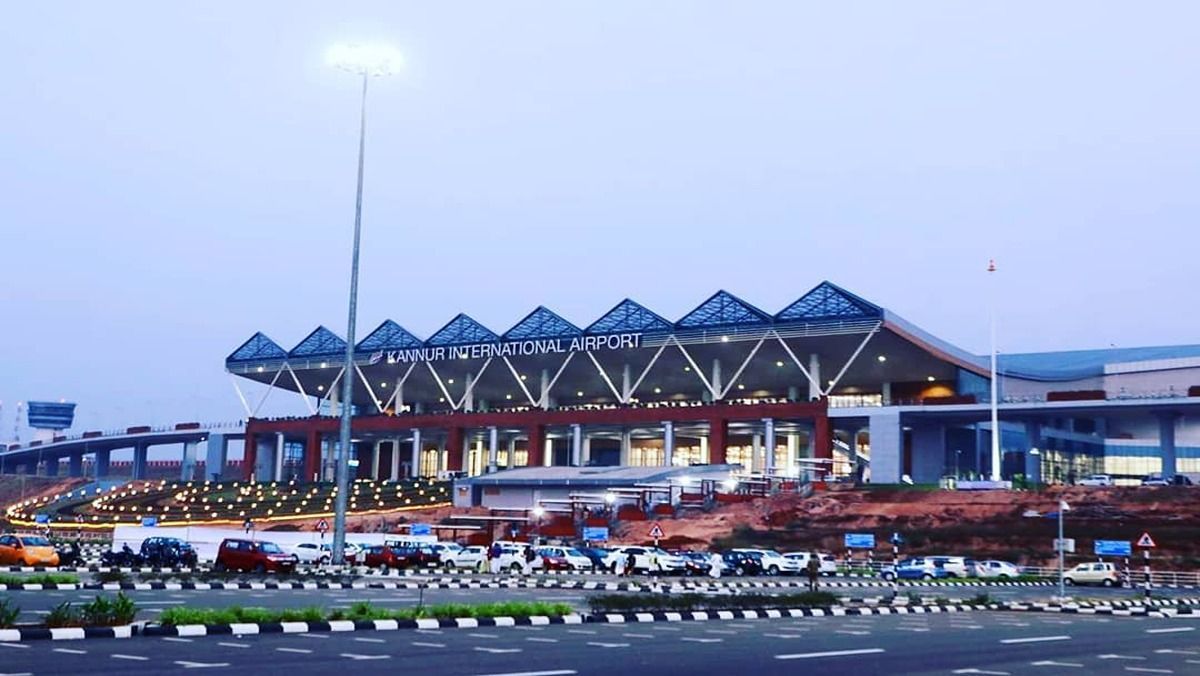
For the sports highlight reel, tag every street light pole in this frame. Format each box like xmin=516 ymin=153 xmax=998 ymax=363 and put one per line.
xmin=327 ymin=43 xmax=402 ymax=564
xmin=988 ymin=259 xmax=1001 ymax=481
xmin=1057 ymin=500 xmax=1066 ymax=599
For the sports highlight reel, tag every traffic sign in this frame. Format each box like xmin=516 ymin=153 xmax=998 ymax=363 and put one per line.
xmin=582 ymin=527 xmax=609 ymax=542
xmin=648 ymin=523 xmax=665 ymax=540
xmin=844 ymin=533 xmax=875 ymax=549
xmin=411 ymin=523 xmax=432 ymax=536
xmin=1094 ymin=540 xmax=1132 ymax=557
xmin=316 ymin=519 xmax=329 ymax=533
xmin=34 ymin=514 xmax=50 ymax=525
xmin=141 ymin=516 xmax=158 ymax=527
xmin=1053 ymin=538 xmax=1075 ymax=553
xmin=1136 ymin=532 xmax=1157 ymax=548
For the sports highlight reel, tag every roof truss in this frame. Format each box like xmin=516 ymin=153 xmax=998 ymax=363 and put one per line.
xmin=676 ymin=290 xmax=771 ymax=329
xmin=503 ymin=306 xmax=582 ymax=341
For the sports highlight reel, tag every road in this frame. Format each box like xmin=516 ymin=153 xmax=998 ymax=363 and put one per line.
xmin=2 ymin=610 xmax=1198 ymax=675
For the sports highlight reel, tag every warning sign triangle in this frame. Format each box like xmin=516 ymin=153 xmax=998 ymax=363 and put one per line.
xmin=1136 ymin=532 xmax=1156 ymax=548
xmin=648 ymin=523 xmax=665 ymax=539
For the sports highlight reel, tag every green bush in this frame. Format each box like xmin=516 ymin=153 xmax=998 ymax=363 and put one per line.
xmin=586 ymin=592 xmax=839 ymax=615
xmin=0 ymin=573 xmax=80 ymax=587
xmin=967 ymin=593 xmax=991 ymax=605
xmin=95 ymin=570 xmax=130 ymax=584
xmin=45 ymin=602 xmax=80 ymax=628
xmin=0 ymin=598 xmax=19 ymax=628
xmin=159 ymin=600 xmax=575 ymax=626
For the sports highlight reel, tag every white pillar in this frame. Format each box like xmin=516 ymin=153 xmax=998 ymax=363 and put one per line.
xmin=395 ymin=377 xmax=403 ymax=412
xmin=540 ymin=369 xmax=551 ymax=410
xmin=711 ymin=359 xmax=723 ymax=400
xmin=506 ymin=437 xmax=517 ymax=469
xmin=371 ymin=441 xmax=381 ymax=479
xmin=582 ymin=435 xmax=592 ymax=465
xmin=571 ymin=424 xmax=583 ymax=466
xmin=764 ymin=418 xmax=776 ymax=474
xmin=410 ymin=429 xmax=422 ymax=478
xmin=463 ymin=373 xmax=475 ymax=412
xmin=390 ymin=438 xmax=401 ymax=480
xmin=488 ymin=427 xmax=499 ymax=472
xmin=808 ymin=354 xmax=822 ymax=400
xmin=663 ymin=421 xmax=675 ymax=467
xmin=700 ymin=436 xmax=709 ymax=464
xmin=787 ymin=433 xmax=799 ymax=475
xmin=620 ymin=429 xmax=632 ymax=465
xmin=751 ymin=433 xmax=762 ymax=473
xmin=621 ymin=364 xmax=632 ymax=402
xmin=274 ymin=432 xmax=285 ymax=482
xmin=882 ymin=381 xmax=893 ymax=406
xmin=181 ymin=441 xmax=199 ymax=481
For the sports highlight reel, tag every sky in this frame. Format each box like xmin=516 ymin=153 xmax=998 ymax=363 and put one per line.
xmin=2 ymin=1 xmax=1198 ymax=438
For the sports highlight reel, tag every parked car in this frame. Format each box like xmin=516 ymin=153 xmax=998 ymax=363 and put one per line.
xmin=214 ymin=538 xmax=297 ymax=573
xmin=885 ymin=558 xmax=949 ymax=581
xmin=139 ymin=537 xmax=198 ymax=567
xmin=536 ymin=546 xmax=593 ymax=571
xmin=443 ymin=545 xmax=488 ymax=570
xmin=721 ymin=550 xmax=764 ymax=576
xmin=605 ymin=546 xmax=687 ymax=574
xmin=288 ymin=542 xmax=331 ymax=565
xmin=491 ymin=541 xmax=540 ymax=572
xmin=732 ymin=548 xmax=801 ymax=576
xmin=575 ymin=546 xmax=611 ymax=571
xmin=0 ymin=534 xmax=59 ymax=566
xmin=1078 ymin=474 xmax=1114 ymax=487
xmin=423 ymin=542 xmax=463 ymax=564
xmin=673 ymin=551 xmax=714 ymax=576
xmin=974 ymin=560 xmax=1022 ymax=579
xmin=1064 ymin=562 xmax=1120 ymax=587
xmin=784 ymin=551 xmax=839 ymax=575
xmin=363 ymin=544 xmax=428 ymax=570
xmin=928 ymin=556 xmax=976 ymax=578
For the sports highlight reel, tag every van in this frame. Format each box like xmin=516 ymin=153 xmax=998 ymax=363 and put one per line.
xmin=214 ymin=538 xmax=297 ymax=573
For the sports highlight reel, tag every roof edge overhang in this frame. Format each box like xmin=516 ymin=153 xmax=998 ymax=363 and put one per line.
xmin=881 ymin=310 xmax=991 ymax=378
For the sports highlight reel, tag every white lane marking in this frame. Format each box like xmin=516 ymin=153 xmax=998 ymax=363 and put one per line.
xmin=1123 ymin=669 xmax=1173 ymax=674
xmin=412 ymin=641 xmax=446 ymax=648
xmin=898 ymin=627 xmax=930 ymax=632
xmin=217 ymin=642 xmax=250 ymax=648
xmin=681 ymin=637 xmax=723 ymax=643
xmin=1155 ymin=649 xmax=1199 ymax=655
xmin=586 ymin=642 xmax=630 ymax=648
xmin=776 ymin=648 xmax=886 ymax=660
xmin=1000 ymin=635 xmax=1071 ymax=644
xmin=175 ymin=661 xmax=232 ymax=669
xmin=162 ymin=637 xmax=193 ymax=643
xmin=276 ymin=647 xmax=313 ymax=654
xmin=836 ymin=630 xmax=870 ymax=636
xmin=650 ymin=626 xmax=680 ymax=632
xmin=469 ymin=671 xmax=577 ymax=676
xmin=1147 ymin=627 xmax=1194 ymax=634
xmin=704 ymin=629 xmax=738 ymax=635
xmin=340 ymin=653 xmax=390 ymax=661
xmin=112 ymin=654 xmax=150 ymax=661
xmin=299 ymin=633 xmax=329 ymax=639
xmin=0 ymin=645 xmax=29 ymax=650
xmin=475 ymin=647 xmax=523 ymax=654
xmin=0 ymin=672 xmax=32 ymax=675
xmin=526 ymin=637 xmax=559 ymax=643
xmin=566 ymin=629 xmax=597 ymax=635
xmin=953 ymin=670 xmax=1010 ymax=675
xmin=354 ymin=637 xmax=386 ymax=644
xmin=1032 ymin=661 xmax=1084 ymax=668
xmin=622 ymin=633 xmax=655 ymax=639
xmin=1100 ymin=654 xmax=1147 ymax=660
xmin=469 ymin=632 xmax=501 ymax=639
xmin=53 ymin=648 xmax=87 ymax=654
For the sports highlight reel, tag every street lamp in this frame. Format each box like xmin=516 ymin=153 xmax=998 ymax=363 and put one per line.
xmin=988 ymin=259 xmax=1001 ymax=481
xmin=327 ymin=42 xmax=403 ymax=565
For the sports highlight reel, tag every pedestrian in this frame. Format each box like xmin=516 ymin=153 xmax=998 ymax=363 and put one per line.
xmin=612 ymin=549 xmax=626 ymax=577
xmin=487 ymin=542 xmax=501 ymax=575
xmin=709 ymin=551 xmax=723 ymax=579
xmin=522 ymin=543 xmax=537 ymax=575
xmin=806 ymin=556 xmax=820 ymax=592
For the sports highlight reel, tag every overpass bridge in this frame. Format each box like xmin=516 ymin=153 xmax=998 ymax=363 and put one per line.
xmin=0 ymin=422 xmax=245 ymax=482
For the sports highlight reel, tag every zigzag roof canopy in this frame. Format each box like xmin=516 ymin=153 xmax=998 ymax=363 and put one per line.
xmin=776 ymin=282 xmax=883 ymax=322
xmin=676 ymin=290 xmax=771 ymax=329
xmin=227 ymin=332 xmax=289 ymax=363
xmin=356 ymin=319 xmax=424 ymax=352
xmin=288 ymin=326 xmax=347 ymax=358
xmin=585 ymin=299 xmax=674 ymax=335
xmin=503 ymin=306 xmax=582 ymax=341
xmin=426 ymin=313 xmax=500 ymax=347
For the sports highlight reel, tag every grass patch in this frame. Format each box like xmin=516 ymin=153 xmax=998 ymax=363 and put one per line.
xmin=0 ymin=573 xmax=80 ymax=587
xmin=159 ymin=600 xmax=574 ymax=626
xmin=586 ymin=592 xmax=839 ymax=615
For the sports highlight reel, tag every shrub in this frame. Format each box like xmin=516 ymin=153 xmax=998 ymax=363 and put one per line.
xmin=95 ymin=570 xmax=130 ymax=584
xmin=967 ymin=593 xmax=991 ymax=605
xmin=45 ymin=602 xmax=80 ymax=628
xmin=0 ymin=573 xmax=80 ymax=587
xmin=0 ymin=598 xmax=19 ymax=628
xmin=78 ymin=593 xmax=137 ymax=626
xmin=586 ymin=592 xmax=839 ymax=615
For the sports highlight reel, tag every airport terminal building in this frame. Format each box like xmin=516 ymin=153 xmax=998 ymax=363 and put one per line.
xmin=228 ymin=282 xmax=1200 ymax=487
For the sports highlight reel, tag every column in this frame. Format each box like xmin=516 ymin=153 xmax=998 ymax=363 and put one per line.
xmin=539 ymin=369 xmax=551 ymax=410
xmin=304 ymin=430 xmax=321 ymax=483
xmin=582 ymin=435 xmax=592 ymax=465
xmin=44 ymin=455 xmax=59 ymax=477
xmin=910 ymin=422 xmax=946 ymax=483
xmin=808 ymin=353 xmax=822 ymax=400
xmin=619 ymin=429 xmax=632 ymax=465
xmin=1158 ymin=412 xmax=1180 ymax=481
xmin=787 ymin=386 xmax=799 ymax=401
xmin=869 ymin=411 xmax=902 ymax=483
xmin=243 ymin=433 xmax=257 ymax=481
xmin=274 ymin=432 xmax=285 ymax=482
xmin=410 ymin=429 xmax=422 ymax=478
xmin=763 ymin=418 xmax=776 ymax=474
xmin=133 ymin=443 xmax=149 ymax=480
xmin=813 ymin=414 xmax=832 ymax=480
xmin=390 ymin=438 xmax=401 ymax=480
xmin=371 ymin=441 xmax=382 ymax=479
xmin=506 ymin=437 xmax=517 ymax=469
xmin=526 ymin=424 xmax=545 ymax=467
xmin=751 ymin=433 xmax=762 ymax=472
xmin=181 ymin=441 xmax=199 ymax=481
xmin=69 ymin=453 xmax=83 ymax=478
xmin=711 ymin=359 xmax=722 ymax=399
xmin=570 ymin=424 xmax=583 ymax=466
xmin=709 ymin=418 xmax=728 ymax=464
xmin=882 ymin=382 xmax=893 ymax=406
xmin=446 ymin=427 xmax=464 ymax=472
xmin=621 ymin=364 xmax=632 ymax=402
xmin=463 ymin=373 xmax=475 ymax=412
xmin=395 ymin=377 xmax=404 ymax=412
xmin=663 ymin=421 xmax=675 ymax=467
xmin=487 ymin=427 xmax=499 ymax=473
xmin=95 ymin=449 xmax=111 ymax=478
xmin=205 ymin=433 xmax=228 ymax=482
xmin=787 ymin=433 xmax=799 ymax=474
xmin=1024 ymin=421 xmax=1043 ymax=486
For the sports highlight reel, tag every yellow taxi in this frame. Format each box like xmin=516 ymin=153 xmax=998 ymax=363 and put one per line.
xmin=0 ymin=534 xmax=61 ymax=566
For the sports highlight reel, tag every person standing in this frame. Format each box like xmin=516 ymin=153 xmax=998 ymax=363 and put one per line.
xmin=522 ymin=543 xmax=537 ymax=575
xmin=806 ymin=556 xmax=820 ymax=592
xmin=709 ymin=551 xmax=723 ymax=579
xmin=487 ymin=542 xmax=501 ymax=575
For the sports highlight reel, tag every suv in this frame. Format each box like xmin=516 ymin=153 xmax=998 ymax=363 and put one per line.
xmin=140 ymin=537 xmax=198 ymax=567
xmin=884 ymin=558 xmax=948 ymax=581
xmin=363 ymin=545 xmax=425 ymax=570
xmin=721 ymin=550 xmax=764 ymax=576
xmin=928 ymin=556 xmax=976 ymax=578
xmin=1078 ymin=474 xmax=1114 ymax=487
xmin=214 ymin=538 xmax=297 ymax=573
xmin=288 ymin=542 xmax=331 ymax=565
xmin=606 ymin=546 xmax=687 ymax=574
xmin=732 ymin=548 xmax=801 ymax=576
xmin=784 ymin=551 xmax=839 ymax=575
xmin=1064 ymin=562 xmax=1120 ymax=587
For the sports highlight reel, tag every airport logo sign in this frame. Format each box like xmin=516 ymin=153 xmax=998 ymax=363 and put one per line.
xmin=374 ymin=333 xmax=643 ymax=364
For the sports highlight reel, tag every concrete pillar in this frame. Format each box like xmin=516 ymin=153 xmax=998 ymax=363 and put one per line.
xmin=395 ymin=377 xmax=404 ymax=412
xmin=44 ymin=455 xmax=59 ymax=477
xmin=463 ymin=373 xmax=475 ymax=412
xmin=1024 ymin=421 xmax=1043 ymax=486
xmin=808 ymin=354 xmax=822 ymax=400
xmin=371 ymin=441 xmax=382 ymax=479
xmin=663 ymin=421 xmax=675 ymax=467
xmin=390 ymin=438 xmax=401 ymax=480
xmin=711 ymin=359 xmax=723 ymax=399
xmin=787 ymin=433 xmax=799 ymax=473
xmin=571 ymin=424 xmax=583 ymax=467
xmin=619 ymin=429 xmax=632 ymax=465
xmin=274 ymin=432 xmax=285 ymax=482
xmin=882 ymin=381 xmax=893 ymax=406
xmin=133 ymin=443 xmax=149 ymax=480
xmin=487 ymin=427 xmax=499 ymax=472
xmin=751 ymin=433 xmax=762 ymax=472
xmin=181 ymin=441 xmax=199 ymax=481
xmin=621 ymin=364 xmax=631 ymax=402
xmin=205 ymin=434 xmax=228 ymax=482
xmin=69 ymin=453 xmax=83 ymax=478
xmin=709 ymin=419 xmax=728 ymax=464
xmin=95 ymin=449 xmax=111 ymax=478
xmin=764 ymin=418 xmax=776 ymax=474
xmin=242 ymin=433 xmax=257 ymax=481
xmin=869 ymin=411 xmax=902 ymax=484
xmin=304 ymin=430 xmax=321 ymax=483
xmin=1158 ymin=412 xmax=1180 ymax=481
xmin=526 ymin=425 xmax=545 ymax=467
xmin=506 ymin=437 xmax=517 ymax=469
xmin=787 ymin=386 xmax=799 ymax=402
xmin=410 ymin=429 xmax=422 ymax=478
xmin=910 ymin=422 xmax=946 ymax=484
xmin=446 ymin=427 xmax=464 ymax=472
xmin=582 ymin=435 xmax=592 ymax=465
xmin=540 ymin=369 xmax=551 ymax=410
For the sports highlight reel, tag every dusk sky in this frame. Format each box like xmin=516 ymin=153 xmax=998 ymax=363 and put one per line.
xmin=3 ymin=2 xmax=1198 ymax=437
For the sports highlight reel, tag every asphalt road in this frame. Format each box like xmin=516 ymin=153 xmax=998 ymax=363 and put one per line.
xmin=2 ymin=610 xmax=1199 ymax=675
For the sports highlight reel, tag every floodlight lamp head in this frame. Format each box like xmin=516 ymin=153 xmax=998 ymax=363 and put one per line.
xmin=327 ymin=43 xmax=403 ymax=76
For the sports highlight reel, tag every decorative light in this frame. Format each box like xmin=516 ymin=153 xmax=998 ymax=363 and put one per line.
xmin=927 ymin=376 xmax=936 ymax=382
xmin=776 ymin=361 xmax=785 ymax=367
xmin=877 ymin=355 xmax=887 ymax=362
xmin=720 ymin=336 xmax=730 ymax=343
xmin=737 ymin=384 xmax=745 ymax=390
xmin=654 ymin=387 xmax=662 ymax=394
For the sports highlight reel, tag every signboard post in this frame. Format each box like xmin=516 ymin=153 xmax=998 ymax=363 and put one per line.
xmin=844 ymin=533 xmax=874 ymax=574
xmin=1094 ymin=540 xmax=1131 ymax=557
xmin=411 ymin=523 xmax=432 ymax=536
xmin=888 ymin=532 xmax=904 ymax=600
xmin=648 ymin=523 xmax=665 ymax=548
xmin=582 ymin=526 xmax=609 ymax=543
xmin=1137 ymin=532 xmax=1156 ymax=598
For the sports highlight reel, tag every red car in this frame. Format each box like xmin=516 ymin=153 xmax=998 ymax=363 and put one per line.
xmin=214 ymin=538 xmax=297 ymax=573
xmin=363 ymin=545 xmax=428 ymax=570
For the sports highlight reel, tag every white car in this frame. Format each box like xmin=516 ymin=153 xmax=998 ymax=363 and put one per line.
xmin=1064 ymin=562 xmax=1120 ymax=587
xmin=536 ymin=546 xmax=593 ymax=571
xmin=974 ymin=560 xmax=1021 ymax=579
xmin=928 ymin=556 xmax=975 ymax=578
xmin=1141 ymin=474 xmax=1171 ymax=486
xmin=1079 ymin=474 xmax=1114 ymax=487
xmin=443 ymin=545 xmax=487 ymax=570
xmin=784 ymin=552 xmax=839 ymax=575
xmin=492 ymin=541 xmax=541 ymax=573
xmin=605 ymin=546 xmax=687 ymax=573
xmin=733 ymin=549 xmax=802 ymax=576
xmin=289 ymin=542 xmax=330 ymax=564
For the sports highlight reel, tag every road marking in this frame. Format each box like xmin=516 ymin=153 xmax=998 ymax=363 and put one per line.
xmin=1032 ymin=661 xmax=1083 ymax=668
xmin=112 ymin=654 xmax=150 ymax=661
xmin=276 ymin=647 xmax=313 ymax=654
xmin=898 ymin=627 xmax=930 ymax=632
xmin=953 ymin=670 xmax=1010 ymax=675
xmin=567 ymin=629 xmax=597 ymax=635
xmin=1100 ymin=654 xmax=1147 ymax=660
xmin=53 ymin=648 xmax=87 ymax=654
xmin=0 ymin=644 xmax=29 ymax=650
xmin=0 ymin=672 xmax=32 ymax=676
xmin=586 ymin=642 xmax=630 ymax=648
xmin=1123 ymin=669 xmax=1173 ymax=674
xmin=650 ymin=626 xmax=680 ymax=632
xmin=776 ymin=648 xmax=886 ymax=660
xmin=299 ymin=633 xmax=329 ymax=639
xmin=175 ymin=661 xmax=232 ymax=669
xmin=354 ymin=637 xmax=386 ymax=644
xmin=681 ymin=637 xmax=723 ymax=643
xmin=340 ymin=654 xmax=390 ymax=661
xmin=412 ymin=641 xmax=446 ymax=648
xmin=623 ymin=633 xmax=655 ymax=639
xmin=217 ymin=642 xmax=250 ymax=648
xmin=1155 ymin=649 xmax=1199 ymax=655
xmin=469 ymin=671 xmax=577 ymax=676
xmin=705 ymin=629 xmax=738 ymax=635
xmin=470 ymin=632 xmax=501 ymax=639
xmin=526 ymin=637 xmax=559 ymax=643
xmin=836 ymin=630 xmax=871 ymax=636
xmin=765 ymin=633 xmax=805 ymax=639
xmin=162 ymin=637 xmax=193 ymax=643
xmin=475 ymin=647 xmax=522 ymax=654
xmin=1000 ymin=635 xmax=1071 ymax=644
xmin=1147 ymin=627 xmax=1194 ymax=634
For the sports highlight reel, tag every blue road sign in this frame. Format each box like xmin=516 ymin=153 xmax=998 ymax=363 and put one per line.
xmin=411 ymin=523 xmax=432 ymax=536
xmin=582 ymin=527 xmax=609 ymax=542
xmin=1095 ymin=540 xmax=1132 ymax=557
xmin=141 ymin=517 xmax=158 ymax=527
xmin=845 ymin=533 xmax=875 ymax=549
xmin=34 ymin=514 xmax=50 ymax=525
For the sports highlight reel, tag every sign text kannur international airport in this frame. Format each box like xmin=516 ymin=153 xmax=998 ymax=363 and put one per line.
xmin=370 ymin=333 xmax=643 ymax=364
